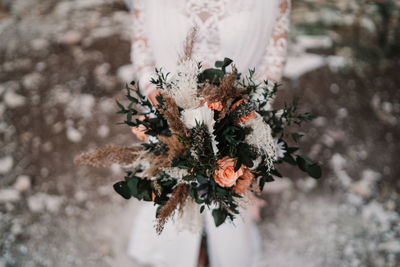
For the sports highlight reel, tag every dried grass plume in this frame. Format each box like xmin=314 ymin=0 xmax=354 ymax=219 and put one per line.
xmin=74 ymin=146 xmax=143 ymax=167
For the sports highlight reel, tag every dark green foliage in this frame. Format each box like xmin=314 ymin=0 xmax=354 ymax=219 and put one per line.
xmin=116 ymin=82 xmax=170 ymax=137
xmin=296 ymin=155 xmax=322 ymax=179
xmin=198 ymin=57 xmax=237 ymax=85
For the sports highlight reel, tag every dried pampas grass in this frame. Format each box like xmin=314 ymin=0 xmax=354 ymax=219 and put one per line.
xmin=180 ymin=27 xmax=198 ymax=62
xmin=156 ymin=183 xmax=189 ymax=234
xmin=144 ymin=135 xmax=186 ymax=177
xmin=74 ymin=146 xmax=143 ymax=167
xmin=159 ymin=93 xmax=191 ymax=136
xmin=201 ymin=71 xmax=241 ymax=120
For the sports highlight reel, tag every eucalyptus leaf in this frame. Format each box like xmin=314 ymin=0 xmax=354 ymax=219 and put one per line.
xmin=113 ymin=181 xmax=131 ymax=199
xmin=212 ymin=208 xmax=228 ymax=227
xmin=307 ymin=164 xmax=322 ymax=179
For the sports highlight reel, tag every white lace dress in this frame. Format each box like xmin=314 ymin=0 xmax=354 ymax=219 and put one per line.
xmin=127 ymin=1 xmax=291 ymax=266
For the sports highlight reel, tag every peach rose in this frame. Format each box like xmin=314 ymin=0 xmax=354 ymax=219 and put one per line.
xmin=234 ymin=169 xmax=254 ymax=194
xmin=208 ymin=101 xmax=223 ymax=111
xmin=214 ymin=157 xmax=244 ymax=187
xmin=236 ymin=111 xmax=256 ymax=124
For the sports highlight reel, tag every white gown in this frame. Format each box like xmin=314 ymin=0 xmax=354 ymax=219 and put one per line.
xmin=127 ymin=1 xmax=291 ymax=266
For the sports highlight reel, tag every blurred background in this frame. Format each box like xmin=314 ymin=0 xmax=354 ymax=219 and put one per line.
xmin=0 ymin=0 xmax=399 ymax=266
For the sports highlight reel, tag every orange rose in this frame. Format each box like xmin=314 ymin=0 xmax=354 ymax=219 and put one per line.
xmin=208 ymin=101 xmax=223 ymax=111
xmin=214 ymin=157 xmax=244 ymax=187
xmin=234 ymin=169 xmax=254 ymax=194
xmin=236 ymin=111 xmax=256 ymax=124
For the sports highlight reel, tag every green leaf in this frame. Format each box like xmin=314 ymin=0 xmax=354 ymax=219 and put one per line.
xmin=292 ymin=133 xmax=304 ymax=143
xmin=196 ymin=175 xmax=208 ymax=184
xmin=307 ymin=164 xmax=322 ymax=179
xmin=198 ymin=69 xmax=225 ymax=84
xmin=215 ymin=58 xmax=233 ymax=72
xmin=200 ymin=205 xmax=205 ymax=214
xmin=283 ymin=153 xmax=296 ymax=165
xmin=286 ymin=147 xmax=299 ymax=154
xmin=234 ymin=158 xmax=243 ymax=172
xmin=127 ymin=178 xmax=139 ymax=197
xmin=212 ymin=208 xmax=228 ymax=227
xmin=113 ymin=181 xmax=131 ymax=199
xmin=116 ymin=100 xmax=125 ymax=111
xmin=270 ymin=169 xmax=282 ymax=178
xmin=296 ymin=156 xmax=308 ymax=172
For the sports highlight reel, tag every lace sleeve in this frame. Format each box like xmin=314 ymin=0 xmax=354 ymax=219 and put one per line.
xmin=258 ymin=0 xmax=291 ymax=82
xmin=131 ymin=0 xmax=156 ymax=96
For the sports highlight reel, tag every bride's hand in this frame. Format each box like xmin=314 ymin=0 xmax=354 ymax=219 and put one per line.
xmin=146 ymin=85 xmax=161 ymax=108
xmin=131 ymin=85 xmax=160 ymax=141
xmin=249 ymin=194 xmax=267 ymax=223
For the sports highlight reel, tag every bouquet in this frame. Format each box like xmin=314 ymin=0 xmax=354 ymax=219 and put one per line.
xmin=76 ymin=57 xmax=321 ymax=234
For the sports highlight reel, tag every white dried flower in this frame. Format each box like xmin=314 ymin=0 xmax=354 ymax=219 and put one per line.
xmin=162 ymin=167 xmax=189 ymax=181
xmin=181 ymin=103 xmax=218 ymax=154
xmin=242 ymin=112 xmax=276 ymax=169
xmin=167 ymin=59 xmax=201 ymax=109
xmin=274 ymin=138 xmax=286 ymax=160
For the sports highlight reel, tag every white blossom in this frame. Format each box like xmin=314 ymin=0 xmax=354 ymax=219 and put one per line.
xmin=167 ymin=59 xmax=201 ymax=109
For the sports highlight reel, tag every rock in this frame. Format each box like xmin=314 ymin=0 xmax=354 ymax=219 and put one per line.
xmin=66 ymin=127 xmax=82 ymax=143
xmin=31 ymin=38 xmax=49 ymax=50
xmin=264 ymin=178 xmax=293 ymax=194
xmin=0 ymin=103 xmax=5 ymax=118
xmin=284 ymin=53 xmax=326 ymax=80
xmin=97 ymin=125 xmax=110 ymax=138
xmin=362 ymin=201 xmax=398 ymax=231
xmin=378 ymin=240 xmax=400 ymax=253
xmin=27 ymin=193 xmax=64 ymax=213
xmin=58 ymin=31 xmax=82 ymax=45
xmin=22 ymin=72 xmax=43 ymax=90
xmin=312 ymin=116 xmax=327 ymax=127
xmin=349 ymin=169 xmax=381 ymax=199
xmin=296 ymin=35 xmax=333 ymax=51
xmin=11 ymin=221 xmax=23 ymax=235
xmin=362 ymin=169 xmax=381 ymax=182
xmin=65 ymin=93 xmax=95 ymax=119
xmin=0 ymin=156 xmax=13 ymax=174
xmin=327 ymin=56 xmax=347 ymax=72
xmin=13 ymin=175 xmax=31 ymax=192
xmin=74 ymin=191 xmax=88 ymax=202
xmin=350 ymin=181 xmax=372 ymax=199
xmin=329 ymin=83 xmax=340 ymax=94
xmin=337 ymin=108 xmax=348 ymax=119
xmin=330 ymin=154 xmax=352 ymax=188
xmin=117 ymin=64 xmax=135 ymax=82
xmin=4 ymin=90 xmax=26 ymax=108
xmin=0 ymin=189 xmax=20 ymax=203
xmin=371 ymin=94 xmax=397 ymax=126
xmin=296 ymin=177 xmax=317 ymax=192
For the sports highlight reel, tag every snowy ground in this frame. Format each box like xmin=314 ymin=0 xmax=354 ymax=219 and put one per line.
xmin=0 ymin=1 xmax=399 ymax=266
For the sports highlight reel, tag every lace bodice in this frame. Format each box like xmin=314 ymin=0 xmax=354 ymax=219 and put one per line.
xmin=131 ymin=0 xmax=291 ymax=96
